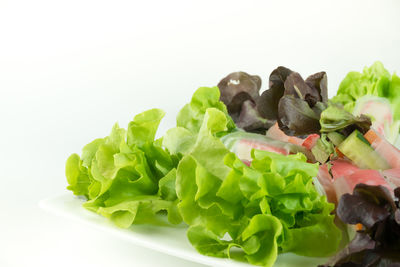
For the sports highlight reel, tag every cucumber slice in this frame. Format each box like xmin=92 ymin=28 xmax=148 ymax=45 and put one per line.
xmin=338 ymin=130 xmax=390 ymax=170
xmin=327 ymin=132 xmax=345 ymax=146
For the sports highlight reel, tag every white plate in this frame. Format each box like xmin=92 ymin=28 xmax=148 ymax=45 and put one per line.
xmin=40 ymin=194 xmax=327 ymax=267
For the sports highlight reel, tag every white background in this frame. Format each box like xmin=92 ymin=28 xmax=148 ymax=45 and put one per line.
xmin=1 ymin=0 xmax=399 ymax=266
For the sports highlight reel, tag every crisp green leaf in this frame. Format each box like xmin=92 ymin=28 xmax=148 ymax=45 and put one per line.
xmin=127 ymin=109 xmax=165 ymax=148
xmin=66 ymin=153 xmax=91 ymax=196
xmin=98 ymin=197 xmax=182 ymax=227
xmin=81 ymin=138 xmax=104 ymax=168
xmin=332 ymin=62 xmax=394 ymax=114
xmin=176 ymin=87 xmax=235 ymax=134
xmin=242 ymin=214 xmax=282 ymax=267
xmin=158 ymin=168 xmax=178 ymax=201
xmin=66 ymin=108 xmax=180 ymax=228
xmin=67 ymin=86 xmax=342 ymax=267
xmin=162 ymin=127 xmax=195 ymax=155
xmin=282 ymin=212 xmax=341 ymax=257
xmin=187 ymin=225 xmax=231 ymax=258
xmin=390 ymin=73 xmax=400 ymax=120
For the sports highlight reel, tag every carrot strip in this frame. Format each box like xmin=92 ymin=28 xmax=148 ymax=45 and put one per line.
xmin=335 ymin=147 xmax=345 ymax=159
xmin=355 ymin=223 xmax=363 ymax=231
xmin=364 ymin=129 xmax=379 ymax=144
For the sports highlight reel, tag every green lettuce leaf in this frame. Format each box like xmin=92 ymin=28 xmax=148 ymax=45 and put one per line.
xmin=164 ymin=86 xmax=236 ymax=156
xmin=66 ymin=86 xmax=236 ymax=228
xmin=330 ymin=62 xmax=400 ymax=147
xmin=66 ymin=153 xmax=91 ymax=197
xmin=175 ymin=108 xmax=341 ymax=266
xmin=331 ymin=61 xmax=398 ymax=114
xmin=66 ymin=108 xmax=182 ymax=227
xmin=390 ymin=73 xmax=400 ymax=120
xmin=176 ymin=86 xmax=235 ymax=134
xmin=319 ymin=104 xmax=371 ymax=135
xmin=67 ymin=86 xmax=341 ymax=267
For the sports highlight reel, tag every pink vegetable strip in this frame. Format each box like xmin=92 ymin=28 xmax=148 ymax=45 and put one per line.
xmin=316 ymin=164 xmax=337 ymax=204
xmin=266 ymin=123 xmax=304 ymax=146
xmin=333 ymin=169 xmax=392 ymax=202
xmin=235 ymin=139 xmax=289 ymax=162
xmin=330 ymin=159 xmax=359 ymax=179
xmin=301 ymin=134 xmax=320 ymax=150
xmin=317 ymin=159 xmax=400 ymax=205
xmin=364 ymin=129 xmax=400 ymax=169
xmin=382 ymin=169 xmax=400 ymax=187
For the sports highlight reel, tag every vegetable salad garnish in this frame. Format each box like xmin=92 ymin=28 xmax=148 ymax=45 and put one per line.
xmin=66 ymin=62 xmax=400 ymax=267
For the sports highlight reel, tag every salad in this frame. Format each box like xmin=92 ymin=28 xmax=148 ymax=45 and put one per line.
xmin=66 ymin=62 xmax=400 ymax=267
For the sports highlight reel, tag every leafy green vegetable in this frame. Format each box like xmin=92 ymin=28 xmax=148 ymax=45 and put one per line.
xmin=67 ymin=85 xmax=342 ymax=267
xmin=311 ymin=103 xmax=373 ymax=164
xmin=311 ymin=134 xmax=334 ymax=164
xmin=66 ymin=108 xmax=182 ymax=227
xmin=320 ymin=104 xmax=371 ymax=136
xmin=389 ymin=73 xmax=400 ymax=120
xmin=332 ymin=61 xmax=391 ymax=111
xmin=177 ymin=86 xmax=235 ymax=134
xmin=332 ymin=61 xmax=400 ymax=120
xmin=331 ymin=62 xmax=400 ymax=149
xmin=66 ymin=86 xmax=235 ymax=229
xmin=174 ymin=108 xmax=341 ymax=266
xmin=66 ymin=153 xmax=91 ymax=197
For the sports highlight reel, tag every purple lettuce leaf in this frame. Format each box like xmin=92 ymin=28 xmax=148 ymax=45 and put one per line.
xmin=218 ymin=71 xmax=272 ymax=133
xmin=277 ymin=95 xmax=322 ymax=136
xmin=256 ymin=83 xmax=285 ymax=121
xmin=337 ymin=184 xmax=394 ymax=228
xmin=235 ymin=100 xmax=275 ymax=133
xmin=217 ymin=71 xmax=261 ymax=118
xmin=305 ymin=71 xmax=328 ymax=103
xmin=218 ymin=67 xmax=329 ymax=135
xmin=321 ymin=233 xmax=375 ymax=267
xmin=284 ymin=72 xmax=322 ymax=107
xmin=269 ymin=66 xmax=293 ymax=88
xmin=321 ymin=184 xmax=400 ymax=267
xmin=259 ymin=67 xmax=328 ymax=136
xmin=256 ymin=66 xmax=293 ymax=121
